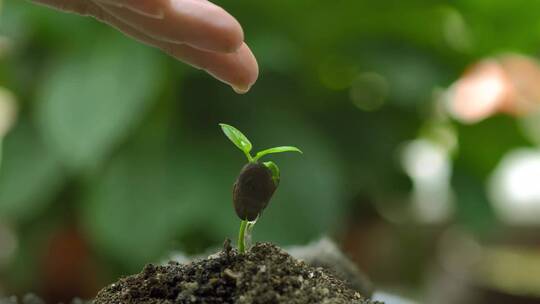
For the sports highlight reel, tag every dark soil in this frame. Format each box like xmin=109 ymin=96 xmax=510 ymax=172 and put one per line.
xmin=94 ymin=241 xmax=380 ymax=304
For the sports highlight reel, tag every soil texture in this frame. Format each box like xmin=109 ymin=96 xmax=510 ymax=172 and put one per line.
xmin=94 ymin=241 xmax=380 ymax=304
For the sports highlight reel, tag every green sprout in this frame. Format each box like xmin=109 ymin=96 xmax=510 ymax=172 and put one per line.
xmin=219 ymin=123 xmax=302 ymax=253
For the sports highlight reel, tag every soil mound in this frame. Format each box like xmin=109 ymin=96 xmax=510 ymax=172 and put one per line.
xmin=95 ymin=241 xmax=379 ymax=304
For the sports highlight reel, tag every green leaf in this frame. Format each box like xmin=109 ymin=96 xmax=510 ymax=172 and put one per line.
xmin=219 ymin=123 xmax=253 ymax=155
xmin=36 ymin=34 xmax=162 ymax=171
xmin=263 ymin=161 xmax=280 ymax=186
xmin=254 ymin=146 xmax=302 ymax=161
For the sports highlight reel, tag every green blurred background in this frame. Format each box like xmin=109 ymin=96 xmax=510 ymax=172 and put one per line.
xmin=2 ymin=0 xmax=540 ymax=303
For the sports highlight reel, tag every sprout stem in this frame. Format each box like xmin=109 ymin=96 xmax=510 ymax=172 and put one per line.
xmin=244 ymin=151 xmax=254 ymax=163
xmin=238 ymin=219 xmax=248 ymax=253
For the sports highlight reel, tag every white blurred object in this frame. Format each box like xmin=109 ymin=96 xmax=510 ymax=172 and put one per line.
xmin=401 ymin=139 xmax=454 ymax=223
xmin=0 ymin=87 xmax=17 ymax=138
xmin=488 ymin=148 xmax=540 ymax=225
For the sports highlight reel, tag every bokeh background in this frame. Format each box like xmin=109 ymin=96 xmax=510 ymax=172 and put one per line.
xmin=2 ymin=0 xmax=540 ymax=303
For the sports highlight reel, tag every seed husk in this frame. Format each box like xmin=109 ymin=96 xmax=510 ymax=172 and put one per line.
xmin=233 ymin=162 xmax=277 ymax=221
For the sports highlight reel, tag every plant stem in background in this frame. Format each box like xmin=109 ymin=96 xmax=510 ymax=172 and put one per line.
xmin=238 ymin=219 xmax=248 ymax=253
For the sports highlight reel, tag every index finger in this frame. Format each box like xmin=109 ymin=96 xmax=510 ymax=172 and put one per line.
xmin=93 ymin=0 xmax=245 ymax=53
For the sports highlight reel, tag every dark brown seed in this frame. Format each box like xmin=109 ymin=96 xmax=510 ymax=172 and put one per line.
xmin=233 ymin=162 xmax=277 ymax=221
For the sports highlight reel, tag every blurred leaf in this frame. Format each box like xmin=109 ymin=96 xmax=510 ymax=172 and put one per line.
xmin=83 ymin=143 xmax=186 ymax=269
xmin=36 ymin=34 xmax=162 ymax=171
xmin=219 ymin=123 xmax=253 ymax=155
xmin=0 ymin=121 xmax=64 ymax=221
xmin=254 ymin=146 xmax=302 ymax=161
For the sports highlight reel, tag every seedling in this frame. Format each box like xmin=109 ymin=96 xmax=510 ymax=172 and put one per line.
xmin=219 ymin=123 xmax=302 ymax=253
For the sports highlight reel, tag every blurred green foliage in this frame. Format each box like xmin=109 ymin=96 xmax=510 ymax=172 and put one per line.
xmin=1 ymin=0 xmax=540 ymax=295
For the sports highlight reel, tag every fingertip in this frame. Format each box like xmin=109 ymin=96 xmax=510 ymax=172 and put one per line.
xmin=229 ymin=44 xmax=259 ymax=93
xmin=158 ymin=41 xmax=257 ymax=93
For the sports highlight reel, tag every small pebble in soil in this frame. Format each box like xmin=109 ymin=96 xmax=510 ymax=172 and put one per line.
xmin=94 ymin=241 xmax=382 ymax=304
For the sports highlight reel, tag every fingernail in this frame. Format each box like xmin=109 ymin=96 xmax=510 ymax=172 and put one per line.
xmin=232 ymin=85 xmax=251 ymax=94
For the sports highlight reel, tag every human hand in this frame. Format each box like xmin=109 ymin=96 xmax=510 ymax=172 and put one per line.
xmin=31 ymin=0 xmax=258 ymax=93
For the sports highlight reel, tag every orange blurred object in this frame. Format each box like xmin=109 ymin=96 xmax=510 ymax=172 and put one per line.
xmin=447 ymin=54 xmax=540 ymax=123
